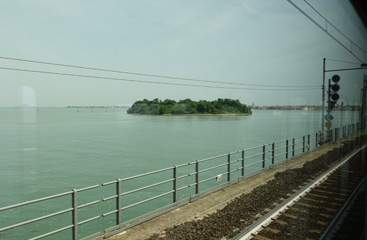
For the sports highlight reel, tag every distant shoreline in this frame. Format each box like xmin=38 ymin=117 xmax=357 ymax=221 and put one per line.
xmin=128 ymin=113 xmax=252 ymax=116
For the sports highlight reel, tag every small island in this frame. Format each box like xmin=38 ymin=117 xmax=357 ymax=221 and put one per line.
xmin=127 ymin=98 xmax=252 ymax=115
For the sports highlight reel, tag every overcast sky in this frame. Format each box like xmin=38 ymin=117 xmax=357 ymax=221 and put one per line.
xmin=0 ymin=0 xmax=366 ymax=107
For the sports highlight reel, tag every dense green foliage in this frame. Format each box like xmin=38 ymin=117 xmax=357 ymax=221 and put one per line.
xmin=127 ymin=98 xmax=252 ymax=115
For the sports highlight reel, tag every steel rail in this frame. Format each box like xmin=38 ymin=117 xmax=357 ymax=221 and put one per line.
xmin=319 ymin=176 xmax=366 ymax=239
xmin=231 ymin=144 xmax=365 ymax=240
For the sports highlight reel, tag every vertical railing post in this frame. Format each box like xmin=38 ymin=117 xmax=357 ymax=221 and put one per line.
xmin=286 ymin=139 xmax=289 ymax=159
xmin=271 ymin=142 xmax=275 ymax=165
xmin=292 ymin=138 xmax=295 ymax=157
xmin=227 ymin=153 xmax=231 ymax=182
xmin=241 ymin=149 xmax=245 ymax=176
xmin=173 ymin=166 xmax=177 ymax=203
xmin=330 ymin=129 xmax=333 ymax=143
xmin=336 ymin=128 xmax=338 ymax=140
xmin=195 ymin=160 xmax=199 ymax=194
xmin=316 ymin=132 xmax=318 ymax=147
xmin=307 ymin=134 xmax=310 ymax=151
xmin=344 ymin=126 xmax=346 ymax=137
xmin=116 ymin=179 xmax=121 ymax=225
xmin=302 ymin=136 xmax=305 ymax=152
xmin=72 ymin=189 xmax=78 ymax=240
xmin=334 ymin=128 xmax=338 ymax=141
xmin=262 ymin=145 xmax=266 ymax=168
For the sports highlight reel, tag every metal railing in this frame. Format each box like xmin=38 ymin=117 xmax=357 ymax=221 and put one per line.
xmin=0 ymin=123 xmax=361 ymax=240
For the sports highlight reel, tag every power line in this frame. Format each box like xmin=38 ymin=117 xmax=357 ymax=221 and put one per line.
xmin=0 ymin=66 xmax=320 ymax=91
xmin=0 ymin=56 xmax=319 ymax=88
xmin=286 ymin=0 xmax=366 ymax=63
xmin=304 ymin=0 xmax=367 ymax=53
xmin=325 ymin=58 xmax=362 ymax=65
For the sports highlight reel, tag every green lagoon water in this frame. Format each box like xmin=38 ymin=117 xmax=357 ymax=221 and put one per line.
xmin=0 ymin=107 xmax=359 ymax=239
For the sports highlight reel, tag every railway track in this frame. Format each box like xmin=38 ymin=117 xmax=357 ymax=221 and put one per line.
xmin=232 ymin=145 xmax=366 ymax=240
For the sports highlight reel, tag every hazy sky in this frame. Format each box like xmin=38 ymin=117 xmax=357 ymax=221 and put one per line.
xmin=0 ymin=0 xmax=366 ymax=107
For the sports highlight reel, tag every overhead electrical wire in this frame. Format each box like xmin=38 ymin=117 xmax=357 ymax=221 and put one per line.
xmin=0 ymin=56 xmax=319 ymax=88
xmin=325 ymin=58 xmax=362 ymax=65
xmin=304 ymin=0 xmax=367 ymax=53
xmin=286 ymin=0 xmax=366 ymax=63
xmin=0 ymin=66 xmax=320 ymax=91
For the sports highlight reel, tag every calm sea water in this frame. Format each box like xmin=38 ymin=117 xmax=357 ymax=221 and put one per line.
xmin=0 ymin=107 xmax=359 ymax=239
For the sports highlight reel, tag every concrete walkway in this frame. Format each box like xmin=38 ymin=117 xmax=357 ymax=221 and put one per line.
xmin=106 ymin=140 xmax=345 ymax=240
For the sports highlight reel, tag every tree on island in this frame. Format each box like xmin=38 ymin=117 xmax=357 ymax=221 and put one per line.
xmin=127 ymin=98 xmax=252 ymax=115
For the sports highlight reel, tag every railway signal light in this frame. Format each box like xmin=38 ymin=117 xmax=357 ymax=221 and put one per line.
xmin=328 ymin=75 xmax=340 ymax=110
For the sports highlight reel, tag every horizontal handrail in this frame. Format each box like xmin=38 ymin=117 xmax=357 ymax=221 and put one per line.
xmin=102 ymin=180 xmax=118 ymax=186
xmin=198 ymin=153 xmax=228 ymax=163
xmin=295 ymin=146 xmax=304 ymax=151
xmin=78 ymin=200 xmax=100 ymax=209
xmin=29 ymin=224 xmax=74 ymax=240
xmin=275 ymin=152 xmax=286 ymax=158
xmin=245 ymin=145 xmax=263 ymax=151
xmin=229 ymin=150 xmax=244 ymax=155
xmin=102 ymin=209 xmax=118 ymax=217
xmin=175 ymin=162 xmax=191 ymax=168
xmin=245 ymin=159 xmax=264 ymax=168
xmin=0 ymin=208 xmax=73 ymax=232
xmin=200 ymin=173 xmax=226 ymax=184
xmin=120 ymin=166 xmax=174 ymax=181
xmin=246 ymin=152 xmax=264 ymax=159
xmin=121 ymin=190 xmax=175 ymax=211
xmin=274 ymin=146 xmax=286 ymax=151
xmin=230 ymin=168 xmax=242 ymax=173
xmin=78 ymin=216 xmax=100 ymax=226
xmin=199 ymin=162 xmax=228 ymax=174
xmin=177 ymin=172 xmax=196 ymax=180
xmin=121 ymin=178 xmax=174 ymax=196
xmin=102 ymin=195 xmax=118 ymax=202
xmin=0 ymin=191 xmax=73 ymax=211
xmin=77 ymin=185 xmax=100 ymax=192
xmin=274 ymin=139 xmax=287 ymax=144
xmin=177 ymin=182 xmax=197 ymax=191
xmin=231 ymin=158 xmax=243 ymax=164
